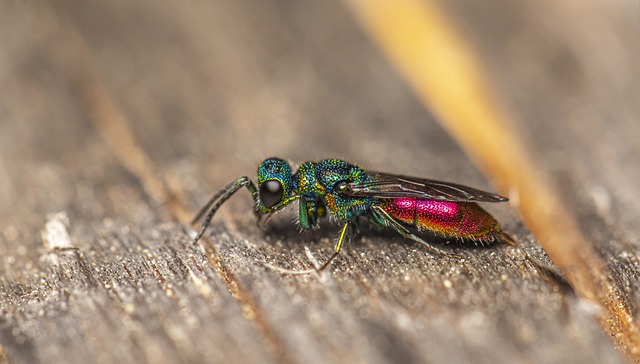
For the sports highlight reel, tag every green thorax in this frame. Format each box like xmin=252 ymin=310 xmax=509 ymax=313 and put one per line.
xmin=292 ymin=159 xmax=374 ymax=221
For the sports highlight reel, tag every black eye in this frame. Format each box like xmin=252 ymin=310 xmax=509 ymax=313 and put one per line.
xmin=333 ymin=180 xmax=349 ymax=194
xmin=259 ymin=180 xmax=284 ymax=208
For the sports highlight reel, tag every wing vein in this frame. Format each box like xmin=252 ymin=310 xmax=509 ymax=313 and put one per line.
xmin=343 ymin=171 xmax=507 ymax=203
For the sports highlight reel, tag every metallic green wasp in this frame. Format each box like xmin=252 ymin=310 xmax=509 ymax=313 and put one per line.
xmin=192 ymin=158 xmax=514 ymax=272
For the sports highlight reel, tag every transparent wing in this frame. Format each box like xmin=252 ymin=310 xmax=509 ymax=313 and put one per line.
xmin=344 ymin=171 xmax=508 ymax=202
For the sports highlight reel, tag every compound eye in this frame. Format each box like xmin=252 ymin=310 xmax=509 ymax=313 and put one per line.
xmin=333 ymin=180 xmax=349 ymax=194
xmin=259 ymin=179 xmax=284 ymax=208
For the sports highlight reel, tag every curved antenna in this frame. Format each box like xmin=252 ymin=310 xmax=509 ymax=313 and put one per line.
xmin=191 ymin=176 xmax=257 ymax=245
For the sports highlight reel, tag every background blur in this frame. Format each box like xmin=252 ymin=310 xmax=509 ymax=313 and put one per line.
xmin=1 ymin=0 xmax=639 ymax=363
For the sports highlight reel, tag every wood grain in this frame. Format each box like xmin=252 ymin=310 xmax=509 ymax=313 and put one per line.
xmin=0 ymin=0 xmax=637 ymax=363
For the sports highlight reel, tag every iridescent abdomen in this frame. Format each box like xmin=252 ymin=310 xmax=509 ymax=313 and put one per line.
xmin=379 ymin=198 xmax=500 ymax=241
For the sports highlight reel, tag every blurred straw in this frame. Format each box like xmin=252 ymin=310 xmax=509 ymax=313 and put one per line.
xmin=344 ymin=0 xmax=639 ymax=359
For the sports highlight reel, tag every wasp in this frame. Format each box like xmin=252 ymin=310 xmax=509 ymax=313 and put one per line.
xmin=192 ymin=158 xmax=514 ymax=272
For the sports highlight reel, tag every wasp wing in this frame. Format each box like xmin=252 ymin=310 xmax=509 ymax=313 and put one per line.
xmin=344 ymin=171 xmax=508 ymax=202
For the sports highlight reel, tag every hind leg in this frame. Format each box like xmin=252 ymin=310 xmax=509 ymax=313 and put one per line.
xmin=370 ymin=206 xmax=450 ymax=256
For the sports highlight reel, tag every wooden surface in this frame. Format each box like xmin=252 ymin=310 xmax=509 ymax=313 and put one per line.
xmin=0 ymin=0 xmax=638 ymax=363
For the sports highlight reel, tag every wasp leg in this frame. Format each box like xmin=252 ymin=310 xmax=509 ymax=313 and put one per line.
xmin=264 ymin=220 xmax=355 ymax=275
xmin=191 ymin=176 xmax=258 ymax=245
xmin=371 ymin=205 xmax=450 ymax=256
xmin=316 ymin=220 xmax=356 ymax=271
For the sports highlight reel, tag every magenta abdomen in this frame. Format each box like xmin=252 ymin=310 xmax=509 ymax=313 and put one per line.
xmin=380 ymin=198 xmax=500 ymax=241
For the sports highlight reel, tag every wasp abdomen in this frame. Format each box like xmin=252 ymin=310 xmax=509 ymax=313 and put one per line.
xmin=380 ymin=198 xmax=500 ymax=241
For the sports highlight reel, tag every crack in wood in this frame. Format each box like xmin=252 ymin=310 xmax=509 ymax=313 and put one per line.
xmin=199 ymin=236 xmax=294 ymax=364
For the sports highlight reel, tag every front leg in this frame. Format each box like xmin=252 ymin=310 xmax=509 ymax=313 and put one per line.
xmin=315 ymin=219 xmax=358 ymax=271
xmin=298 ymin=198 xmax=314 ymax=230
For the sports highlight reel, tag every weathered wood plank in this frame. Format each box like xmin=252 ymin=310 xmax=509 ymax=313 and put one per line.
xmin=0 ymin=0 xmax=637 ymax=363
